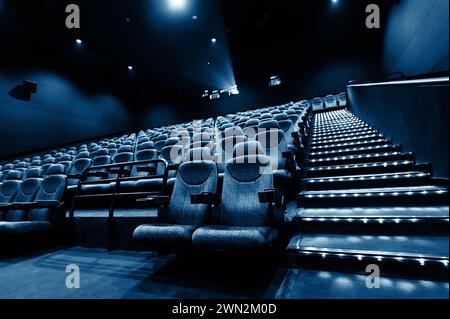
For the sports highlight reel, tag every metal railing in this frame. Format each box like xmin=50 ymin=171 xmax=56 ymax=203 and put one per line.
xmin=68 ymin=159 xmax=171 ymax=250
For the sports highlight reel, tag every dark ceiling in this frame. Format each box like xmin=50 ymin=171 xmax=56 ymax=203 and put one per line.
xmin=0 ymin=0 xmax=390 ymax=112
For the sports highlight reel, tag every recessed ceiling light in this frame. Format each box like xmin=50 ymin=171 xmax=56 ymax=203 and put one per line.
xmin=168 ymin=0 xmax=186 ymax=11
xmin=211 ymin=38 xmax=217 ymax=43
xmin=128 ymin=65 xmax=133 ymax=70
xmin=75 ymin=39 xmax=82 ymax=45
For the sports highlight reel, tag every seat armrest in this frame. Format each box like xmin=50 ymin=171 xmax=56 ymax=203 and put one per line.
xmin=36 ymin=200 xmax=62 ymax=208
xmin=136 ymin=195 xmax=170 ymax=206
xmin=258 ymin=189 xmax=283 ymax=207
xmin=8 ymin=202 xmax=38 ymax=209
xmin=0 ymin=204 xmax=13 ymax=211
xmin=190 ymin=192 xmax=217 ymax=205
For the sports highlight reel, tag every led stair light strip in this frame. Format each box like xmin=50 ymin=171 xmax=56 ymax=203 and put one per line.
xmin=310 ymin=144 xmax=391 ymax=156
xmin=310 ymin=152 xmax=402 ymax=162
xmin=306 ymin=172 xmax=430 ymax=183
xmin=297 ymin=249 xmax=449 ymax=267
xmin=308 ymin=160 xmax=415 ymax=171
xmin=301 ymin=216 xmax=449 ymax=223
xmin=303 ymin=189 xmax=448 ymax=198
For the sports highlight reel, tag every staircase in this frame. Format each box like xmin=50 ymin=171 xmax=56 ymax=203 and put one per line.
xmin=288 ymin=108 xmax=449 ymax=281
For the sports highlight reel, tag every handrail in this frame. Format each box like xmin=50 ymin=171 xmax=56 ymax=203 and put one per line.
xmin=348 ymin=72 xmax=405 ymax=85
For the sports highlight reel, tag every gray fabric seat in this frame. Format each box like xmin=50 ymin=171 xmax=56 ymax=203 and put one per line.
xmin=0 ymin=221 xmax=51 ymax=237
xmin=133 ymin=224 xmax=196 ymax=246
xmin=192 ymin=153 xmax=282 ymax=251
xmin=0 ymin=165 xmax=66 ymax=239
xmin=192 ymin=226 xmax=278 ymax=250
xmin=133 ymin=159 xmax=217 ymax=248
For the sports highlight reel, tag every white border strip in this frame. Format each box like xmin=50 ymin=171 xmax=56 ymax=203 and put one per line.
xmin=348 ymin=76 xmax=449 ymax=88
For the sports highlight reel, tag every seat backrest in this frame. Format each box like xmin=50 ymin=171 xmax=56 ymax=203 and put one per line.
xmin=167 ymin=161 xmax=217 ymax=226
xmin=220 ymin=155 xmax=273 ymax=227
xmin=219 ymin=136 xmax=247 ymax=167
xmin=29 ymin=164 xmax=67 ymax=222
xmin=185 ymin=147 xmax=215 ymax=162
xmin=255 ymin=122 xmax=288 ymax=170
xmin=133 ymin=149 xmax=160 ymax=177
xmin=0 ymin=171 xmax=22 ymax=205
xmin=161 ymin=145 xmax=184 ymax=164
xmin=68 ymin=157 xmax=93 ymax=186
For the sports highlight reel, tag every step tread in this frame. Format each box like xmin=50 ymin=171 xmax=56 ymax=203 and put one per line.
xmin=288 ymin=234 xmax=449 ymax=259
xmin=295 ymin=206 xmax=449 ymax=219
xmin=301 ymin=185 xmax=447 ymax=195
xmin=304 ymin=171 xmax=430 ymax=183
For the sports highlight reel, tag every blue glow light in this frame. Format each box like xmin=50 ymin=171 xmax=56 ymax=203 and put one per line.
xmin=168 ymin=0 xmax=186 ymax=11
xmin=211 ymin=38 xmax=217 ymax=44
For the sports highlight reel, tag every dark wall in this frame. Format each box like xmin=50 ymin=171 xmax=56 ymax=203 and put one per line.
xmin=348 ymin=81 xmax=449 ymax=178
xmin=384 ymin=0 xmax=449 ymax=76
xmin=0 ymin=72 xmax=134 ymax=158
xmin=198 ymin=58 xmax=380 ymax=119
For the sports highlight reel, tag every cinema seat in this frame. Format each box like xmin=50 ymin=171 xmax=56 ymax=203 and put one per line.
xmin=133 ymin=157 xmax=218 ymax=248
xmin=0 ymin=164 xmax=66 ymax=240
xmin=0 ymin=171 xmax=23 ymax=220
xmin=192 ymin=153 xmax=283 ymax=251
xmin=1 ymin=168 xmax=42 ymax=222
xmin=67 ymin=151 xmax=92 ymax=188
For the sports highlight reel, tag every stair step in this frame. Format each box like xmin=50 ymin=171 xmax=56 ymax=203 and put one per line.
xmin=302 ymin=172 xmax=438 ymax=190
xmin=311 ymin=130 xmax=380 ymax=142
xmin=314 ymin=120 xmax=364 ymax=129
xmin=308 ymin=144 xmax=400 ymax=159
xmin=310 ymin=138 xmax=391 ymax=152
xmin=297 ymin=186 xmax=449 ymax=207
xmin=306 ymin=152 xmax=414 ymax=167
xmin=312 ymin=124 xmax=370 ymax=135
xmin=296 ymin=206 xmax=449 ymax=220
xmin=310 ymin=134 xmax=385 ymax=146
xmin=304 ymin=161 xmax=430 ymax=178
xmin=312 ymin=127 xmax=374 ymax=138
xmin=287 ymin=233 xmax=449 ymax=262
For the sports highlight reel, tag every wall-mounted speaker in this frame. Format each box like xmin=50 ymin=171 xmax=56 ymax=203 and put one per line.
xmin=8 ymin=80 xmax=38 ymax=101
xmin=23 ymin=80 xmax=38 ymax=94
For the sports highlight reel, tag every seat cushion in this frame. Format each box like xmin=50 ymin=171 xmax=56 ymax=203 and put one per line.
xmin=80 ymin=182 xmax=116 ymax=195
xmin=0 ymin=221 xmax=51 ymax=237
xmin=192 ymin=226 xmax=278 ymax=250
xmin=133 ymin=224 xmax=196 ymax=246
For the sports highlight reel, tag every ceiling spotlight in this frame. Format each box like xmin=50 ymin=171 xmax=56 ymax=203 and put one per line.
xmin=75 ymin=39 xmax=82 ymax=45
xmin=332 ymin=0 xmax=338 ymax=3
xmin=128 ymin=65 xmax=133 ymax=70
xmin=211 ymin=38 xmax=217 ymax=44
xmin=192 ymin=15 xmax=198 ymax=20
xmin=168 ymin=0 xmax=186 ymax=11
